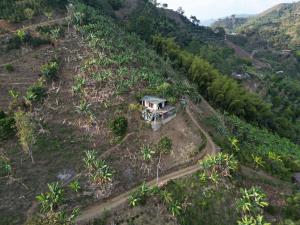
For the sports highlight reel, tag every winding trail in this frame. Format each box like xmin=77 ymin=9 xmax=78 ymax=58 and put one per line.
xmin=76 ymin=105 xmax=218 ymax=224
xmin=0 ymin=17 xmax=68 ymax=39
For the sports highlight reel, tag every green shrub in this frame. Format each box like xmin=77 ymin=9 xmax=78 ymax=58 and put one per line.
xmin=69 ymin=180 xmax=81 ymax=193
xmin=0 ymin=156 xmax=12 ymax=177
xmin=109 ymin=116 xmax=128 ymax=137
xmin=0 ymin=110 xmax=15 ymax=140
xmin=41 ymin=60 xmax=59 ymax=80
xmin=128 ymin=182 xmax=152 ymax=207
xmin=36 ymin=24 xmax=65 ymax=39
xmin=25 ymin=79 xmax=47 ymax=103
xmin=157 ymin=136 xmax=172 ymax=154
xmin=83 ymin=150 xmax=113 ymax=184
xmin=36 ymin=182 xmax=64 ymax=213
xmin=285 ymin=193 xmax=300 ymax=221
xmin=4 ymin=64 xmax=14 ymax=72
xmin=141 ymin=145 xmax=155 ymax=161
xmin=6 ymin=33 xmax=50 ymax=51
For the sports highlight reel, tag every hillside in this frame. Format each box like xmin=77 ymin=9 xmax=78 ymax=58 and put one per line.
xmin=0 ymin=1 xmax=300 ymax=225
xmin=212 ymin=15 xmax=249 ymax=33
xmin=214 ymin=2 xmax=300 ymax=50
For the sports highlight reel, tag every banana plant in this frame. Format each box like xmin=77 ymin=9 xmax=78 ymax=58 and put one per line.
xmin=83 ymin=150 xmax=97 ymax=172
xmin=0 ymin=156 xmax=12 ymax=177
xmin=141 ymin=145 xmax=155 ymax=161
xmin=69 ymin=180 xmax=81 ymax=193
xmin=36 ymin=182 xmax=64 ymax=213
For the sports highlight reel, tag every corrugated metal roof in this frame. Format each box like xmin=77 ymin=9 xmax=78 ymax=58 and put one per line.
xmin=141 ymin=96 xmax=166 ymax=104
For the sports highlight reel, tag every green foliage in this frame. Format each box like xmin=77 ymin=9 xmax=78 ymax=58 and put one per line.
xmin=200 ymin=153 xmax=238 ymax=183
xmin=233 ymin=2 xmax=300 ymax=49
xmin=68 ymin=180 xmax=81 ymax=193
xmin=128 ymin=182 xmax=153 ymax=207
xmin=152 ymin=35 xmax=300 ymax=143
xmin=236 ymin=187 xmax=270 ymax=225
xmin=109 ymin=116 xmax=128 ymax=137
xmin=237 ymin=187 xmax=269 ymax=215
xmin=36 ymin=182 xmax=64 ymax=213
xmin=153 ymin=36 xmax=272 ymax=126
xmin=83 ymin=150 xmax=97 ymax=172
xmin=72 ymin=76 xmax=86 ymax=95
xmin=126 ymin=0 xmax=223 ymax=44
xmin=0 ymin=0 xmax=67 ymax=22
xmin=225 ymin=115 xmax=300 ymax=179
xmin=75 ymin=100 xmax=93 ymax=118
xmin=26 ymin=208 xmax=80 ymax=225
xmin=0 ymin=110 xmax=15 ymax=140
xmin=41 ymin=60 xmax=59 ymax=81
xmin=83 ymin=150 xmax=113 ymax=184
xmin=156 ymin=136 xmax=172 ymax=154
xmin=163 ymin=175 xmax=238 ymax=224
xmin=71 ymin=2 xmax=197 ymax=103
xmin=37 ymin=24 xmax=65 ymax=40
xmin=238 ymin=215 xmax=270 ymax=225
xmin=14 ymin=111 xmax=36 ymax=163
xmin=186 ymin=42 xmax=251 ymax=75
xmin=6 ymin=32 xmax=50 ymax=51
xmin=284 ymin=192 xmax=300 ymax=221
xmin=212 ymin=15 xmax=248 ymax=33
xmin=25 ymin=78 xmax=47 ymax=103
xmin=140 ymin=145 xmax=155 ymax=161
xmin=0 ymin=156 xmax=12 ymax=177
xmin=16 ymin=29 xmax=26 ymax=42
xmin=4 ymin=64 xmax=14 ymax=72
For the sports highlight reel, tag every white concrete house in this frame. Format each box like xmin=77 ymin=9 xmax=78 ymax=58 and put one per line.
xmin=141 ymin=96 xmax=176 ymax=130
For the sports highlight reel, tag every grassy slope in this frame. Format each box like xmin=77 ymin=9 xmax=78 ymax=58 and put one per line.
xmin=0 ymin=2 xmax=205 ymax=224
xmin=0 ymin=1 xmax=299 ymax=225
xmin=238 ymin=2 xmax=300 ymax=49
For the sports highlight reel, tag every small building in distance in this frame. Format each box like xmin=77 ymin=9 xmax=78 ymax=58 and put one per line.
xmin=141 ymin=96 xmax=176 ymax=130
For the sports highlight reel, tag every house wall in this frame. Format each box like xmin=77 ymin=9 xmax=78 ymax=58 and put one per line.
xmin=144 ymin=101 xmax=159 ymax=110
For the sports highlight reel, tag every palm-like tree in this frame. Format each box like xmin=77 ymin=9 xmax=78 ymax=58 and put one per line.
xmin=141 ymin=145 xmax=155 ymax=161
xmin=36 ymin=182 xmax=64 ymax=213
xmin=83 ymin=150 xmax=97 ymax=172
xmin=0 ymin=156 xmax=12 ymax=177
xmin=91 ymin=160 xmax=113 ymax=184
xmin=169 ymin=200 xmax=182 ymax=217
xmin=252 ymin=154 xmax=264 ymax=169
xmin=76 ymin=100 xmax=91 ymax=116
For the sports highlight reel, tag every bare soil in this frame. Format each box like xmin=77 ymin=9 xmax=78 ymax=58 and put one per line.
xmin=0 ymin=21 xmax=205 ymax=225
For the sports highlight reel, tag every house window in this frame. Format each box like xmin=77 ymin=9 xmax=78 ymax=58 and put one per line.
xmin=149 ymin=103 xmax=154 ymax=108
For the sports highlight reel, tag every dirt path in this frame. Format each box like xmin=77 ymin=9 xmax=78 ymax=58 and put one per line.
xmin=0 ymin=17 xmax=68 ymax=39
xmin=75 ymin=105 xmax=218 ymax=224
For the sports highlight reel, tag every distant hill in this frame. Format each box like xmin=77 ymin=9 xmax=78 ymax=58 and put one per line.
xmin=212 ymin=15 xmax=250 ymax=33
xmin=214 ymin=2 xmax=300 ymax=49
xmin=240 ymin=2 xmax=300 ymax=49
xmin=212 ymin=14 xmax=253 ymax=32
